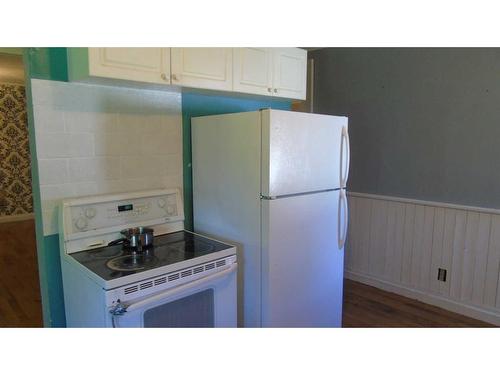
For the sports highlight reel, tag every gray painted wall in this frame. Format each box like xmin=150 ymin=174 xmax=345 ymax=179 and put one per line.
xmin=310 ymin=48 xmax=500 ymax=209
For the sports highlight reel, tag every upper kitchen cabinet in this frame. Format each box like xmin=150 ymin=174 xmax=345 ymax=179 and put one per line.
xmin=170 ymin=48 xmax=233 ymax=91
xmin=232 ymin=48 xmax=307 ymax=100
xmin=67 ymin=47 xmax=307 ymax=100
xmin=67 ymin=48 xmax=171 ymax=85
xmin=233 ymin=48 xmax=273 ymax=96
xmin=272 ymin=48 xmax=307 ymax=100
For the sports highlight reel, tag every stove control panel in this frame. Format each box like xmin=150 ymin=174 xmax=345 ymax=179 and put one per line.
xmin=66 ymin=190 xmax=184 ymax=234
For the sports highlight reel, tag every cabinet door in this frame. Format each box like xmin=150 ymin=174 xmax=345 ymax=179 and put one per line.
xmin=233 ymin=48 xmax=273 ymax=96
xmin=88 ymin=48 xmax=170 ymax=84
xmin=171 ymin=48 xmax=232 ymax=91
xmin=272 ymin=48 xmax=307 ymax=100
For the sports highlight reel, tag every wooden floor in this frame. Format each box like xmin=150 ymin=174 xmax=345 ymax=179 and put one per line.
xmin=0 ymin=219 xmax=43 ymax=327
xmin=0 ymin=219 xmax=495 ymax=328
xmin=343 ymin=278 xmax=495 ymax=327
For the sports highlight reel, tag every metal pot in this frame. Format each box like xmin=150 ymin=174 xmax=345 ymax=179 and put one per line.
xmin=108 ymin=226 xmax=154 ymax=252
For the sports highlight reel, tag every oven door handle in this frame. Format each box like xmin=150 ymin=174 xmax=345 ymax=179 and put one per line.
xmin=125 ymin=263 xmax=237 ymax=313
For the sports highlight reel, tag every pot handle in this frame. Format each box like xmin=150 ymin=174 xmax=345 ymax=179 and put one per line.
xmin=108 ymin=238 xmax=128 ymax=247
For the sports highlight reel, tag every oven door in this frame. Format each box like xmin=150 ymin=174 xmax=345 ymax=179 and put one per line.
xmin=110 ymin=263 xmax=237 ymax=328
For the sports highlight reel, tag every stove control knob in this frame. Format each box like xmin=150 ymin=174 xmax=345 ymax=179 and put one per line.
xmin=166 ymin=205 xmax=176 ymax=215
xmin=157 ymin=198 xmax=166 ymax=208
xmin=84 ymin=207 xmax=96 ymax=219
xmin=75 ymin=217 xmax=88 ymax=231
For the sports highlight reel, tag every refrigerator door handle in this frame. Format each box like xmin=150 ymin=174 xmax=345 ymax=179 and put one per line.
xmin=338 ymin=190 xmax=349 ymax=250
xmin=340 ymin=126 xmax=350 ymax=187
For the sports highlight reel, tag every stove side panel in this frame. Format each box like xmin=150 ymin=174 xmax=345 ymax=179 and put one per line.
xmin=61 ymin=258 xmax=108 ymax=327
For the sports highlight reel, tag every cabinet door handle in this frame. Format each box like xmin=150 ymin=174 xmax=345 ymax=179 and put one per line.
xmin=267 ymin=87 xmax=272 ymax=93
xmin=171 ymin=74 xmax=179 ymax=81
xmin=273 ymin=88 xmax=278 ymax=93
xmin=160 ymin=73 xmax=168 ymax=81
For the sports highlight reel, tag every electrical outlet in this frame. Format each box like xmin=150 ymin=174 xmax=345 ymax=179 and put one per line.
xmin=437 ymin=268 xmax=447 ymax=282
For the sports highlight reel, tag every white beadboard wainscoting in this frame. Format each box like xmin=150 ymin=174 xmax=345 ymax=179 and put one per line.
xmin=345 ymin=192 xmax=500 ymax=325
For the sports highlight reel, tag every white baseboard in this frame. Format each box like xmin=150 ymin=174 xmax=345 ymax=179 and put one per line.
xmin=0 ymin=213 xmax=34 ymax=224
xmin=345 ymin=270 xmax=500 ymax=326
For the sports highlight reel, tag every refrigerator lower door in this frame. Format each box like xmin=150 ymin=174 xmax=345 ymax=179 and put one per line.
xmin=261 ymin=189 xmax=345 ymax=327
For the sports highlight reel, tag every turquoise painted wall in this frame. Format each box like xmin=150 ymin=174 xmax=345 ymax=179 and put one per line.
xmin=181 ymin=92 xmax=291 ymax=230
xmin=27 ymin=48 xmax=68 ymax=81
xmin=24 ymin=48 xmax=68 ymax=327
xmin=41 ymin=235 xmax=65 ymax=326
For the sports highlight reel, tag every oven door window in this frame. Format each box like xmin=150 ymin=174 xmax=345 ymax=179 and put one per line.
xmin=143 ymin=289 xmax=214 ymax=328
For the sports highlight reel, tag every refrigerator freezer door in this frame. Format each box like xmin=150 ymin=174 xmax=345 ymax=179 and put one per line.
xmin=261 ymin=109 xmax=348 ymax=197
xmin=261 ymin=190 xmax=344 ymax=327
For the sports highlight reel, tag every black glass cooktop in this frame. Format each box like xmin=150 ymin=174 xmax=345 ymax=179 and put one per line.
xmin=70 ymin=230 xmax=233 ymax=281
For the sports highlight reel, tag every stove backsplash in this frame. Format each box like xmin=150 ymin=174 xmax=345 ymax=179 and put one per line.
xmin=31 ymin=79 xmax=183 ymax=236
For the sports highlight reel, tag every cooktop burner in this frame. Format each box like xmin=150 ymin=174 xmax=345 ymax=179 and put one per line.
xmin=106 ymin=252 xmax=159 ymax=272
xmin=89 ymin=247 xmax=123 ymax=259
xmin=70 ymin=230 xmax=232 ymax=281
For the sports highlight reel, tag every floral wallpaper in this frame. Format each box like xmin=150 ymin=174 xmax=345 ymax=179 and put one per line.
xmin=0 ymin=83 xmax=32 ymax=216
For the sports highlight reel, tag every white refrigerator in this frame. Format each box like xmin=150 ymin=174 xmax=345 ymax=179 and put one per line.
xmin=192 ymin=109 xmax=349 ymax=327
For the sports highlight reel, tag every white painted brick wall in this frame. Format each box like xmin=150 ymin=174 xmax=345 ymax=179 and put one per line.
xmin=31 ymin=79 xmax=183 ymax=235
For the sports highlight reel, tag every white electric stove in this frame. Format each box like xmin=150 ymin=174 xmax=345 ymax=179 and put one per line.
xmin=59 ymin=188 xmax=237 ymax=328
